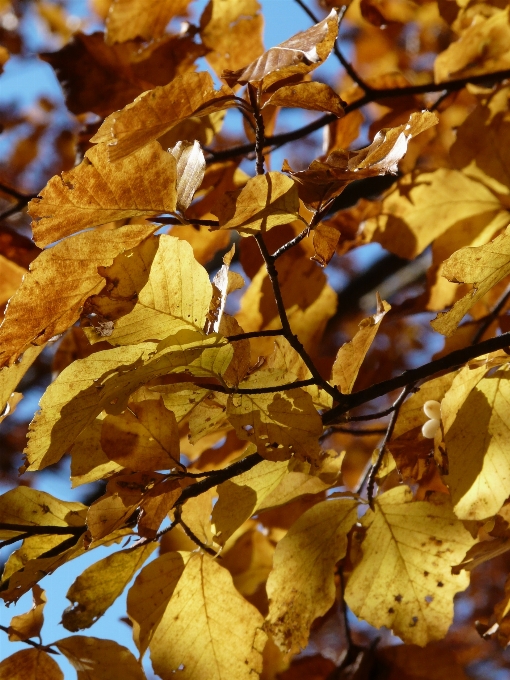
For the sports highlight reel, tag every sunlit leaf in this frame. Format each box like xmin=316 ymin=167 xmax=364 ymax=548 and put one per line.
xmin=264 ymin=81 xmax=345 ymax=116
xmin=8 ymin=585 xmax=47 ymax=641
xmin=0 ymin=649 xmax=63 ymax=680
xmin=56 ymin=637 xmax=146 ymax=680
xmin=169 ymin=140 xmax=206 ymax=214
xmin=105 ymin=0 xmax=193 ymax=44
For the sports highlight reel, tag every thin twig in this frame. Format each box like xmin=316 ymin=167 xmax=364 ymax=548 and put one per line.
xmin=153 ymin=216 xmax=219 ymax=228
xmin=343 ymin=405 xmax=399 ymax=422
xmin=226 ymin=329 xmax=284 ymax=341
xmin=323 ymin=330 xmax=510 ymax=425
xmin=0 ymin=624 xmax=60 ymax=656
xmin=337 ymin=566 xmax=352 ymax=650
xmin=194 ymin=378 xmax=316 ymax=395
xmin=365 ymin=384 xmax=415 ymax=508
xmin=271 ymin=225 xmax=310 ymax=260
xmin=472 ymin=284 xmax=510 ymax=345
xmin=0 ymin=523 xmax=86 ymax=551
xmin=175 ymin=507 xmax=218 ymax=557
xmin=330 ymin=426 xmax=387 ymax=436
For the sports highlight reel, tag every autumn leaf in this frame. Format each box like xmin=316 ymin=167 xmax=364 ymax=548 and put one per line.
xmin=170 ymin=139 xmax=206 ymax=214
xmin=213 ymin=171 xmax=301 ymax=235
xmin=432 ymin=227 xmax=510 ymax=336
xmin=264 ymin=81 xmax=345 ymax=116
xmin=205 ymin=245 xmax=245 ymax=334
xmin=62 ymin=543 xmax=156 ymax=631
xmin=266 ymin=498 xmax=358 ymax=652
xmin=227 ymin=387 xmax=323 ymax=461
xmin=0 ymin=224 xmax=157 ymax=367
xmin=55 ymin=636 xmax=146 ymax=680
xmin=91 ymin=71 xmax=238 ymax=161
xmin=149 ymin=552 xmax=267 ymax=680
xmin=29 ymin=142 xmax=177 ymax=247
xmin=0 ymin=346 xmax=42 ymax=407
xmin=8 ymin=585 xmax=47 ymax=641
xmin=331 ymin=294 xmax=390 ymax=394
xmin=105 ymin=0 xmax=192 ymax=44
xmin=222 ymin=9 xmax=340 ymax=90
xmin=0 ymin=649 xmax=63 ymax=680
xmin=344 ymin=486 xmax=476 ymax=645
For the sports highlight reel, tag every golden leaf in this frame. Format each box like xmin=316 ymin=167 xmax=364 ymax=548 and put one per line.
xmin=212 ymin=456 xmax=289 ymax=544
xmin=431 ymin=227 xmax=510 ymax=336
xmin=91 ymin=71 xmax=237 ymax=161
xmin=149 ymin=552 xmax=267 ymax=680
xmin=0 ymin=649 xmax=63 ymax=680
xmin=444 ymin=369 xmax=510 ymax=520
xmin=169 ymin=139 xmax=206 ymax=214
xmin=0 ymin=486 xmax=86 ymax=529
xmin=29 ymin=142 xmax=176 ymax=247
xmin=127 ymin=551 xmax=189 ymax=655
xmin=221 ymin=526 xmax=274 ymax=596
xmin=344 ymin=486 xmax=476 ymax=646
xmin=0 ymin=224 xmax=156 ymax=366
xmin=331 ymin=294 xmax=390 ymax=394
xmin=55 ymin=636 xmax=146 ymax=680
xmin=227 ymin=387 xmax=323 ymax=461
xmin=8 ymin=585 xmax=47 ymax=641
xmin=62 ymin=543 xmax=156 ymax=631
xmin=0 ymin=254 xmax=24 ymax=306
xmin=264 ymin=81 xmax=345 ymax=116
xmin=213 ymin=172 xmax=300 ymax=236
xmin=70 ymin=415 xmax=123 ymax=488
xmin=205 ymin=245 xmax=245 ymax=334
xmin=105 ymin=0 xmax=192 ymax=44
xmin=222 ymin=9 xmax=340 ymax=90
xmin=266 ymin=498 xmax=358 ymax=652
xmin=180 ymin=486 xmax=217 ymax=547
xmin=0 ymin=346 xmax=42 ymax=408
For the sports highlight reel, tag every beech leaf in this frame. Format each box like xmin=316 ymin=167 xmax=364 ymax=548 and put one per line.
xmin=8 ymin=585 xmax=47 ymax=641
xmin=0 ymin=649 xmax=63 ymax=680
xmin=265 ymin=81 xmax=345 ymax=116
xmin=55 ymin=637 xmax=146 ymax=680
xmin=105 ymin=0 xmax=193 ymax=44
xmin=170 ymin=139 xmax=206 ymax=214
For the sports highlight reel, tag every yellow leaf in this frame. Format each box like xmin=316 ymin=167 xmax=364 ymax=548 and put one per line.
xmin=431 ymin=227 xmax=510 ymax=336
xmin=169 ymin=139 xmax=206 ymax=214
xmin=222 ymin=9 xmax=339 ymax=90
xmin=101 ymin=398 xmax=180 ymax=470
xmin=29 ymin=142 xmax=177 ymax=247
xmin=266 ymin=498 xmax=358 ymax=653
xmin=344 ymin=486 xmax=476 ymax=646
xmin=221 ymin=526 xmax=274 ymax=596
xmin=264 ymin=81 xmax=345 ymax=116
xmin=149 ymin=553 xmax=267 ymax=680
xmin=200 ymin=0 xmax=264 ymax=78
xmin=212 ymin=456 xmax=289 ymax=544
xmin=0 ymin=254 xmax=25 ymax=306
xmin=85 ymin=235 xmax=213 ymax=347
xmin=0 ymin=392 xmax=22 ymax=424
xmin=205 ymin=245 xmax=245 ymax=334
xmin=91 ymin=71 xmax=237 ymax=161
xmin=213 ymin=172 xmax=300 ymax=236
xmin=0 ymin=649 xmax=63 ymax=680
xmin=62 ymin=543 xmax=156 ymax=631
xmin=55 ymin=637 xmax=145 ymax=680
xmin=0 ymin=486 xmax=86 ymax=529
xmin=0 ymin=346 xmax=42 ymax=409
xmin=331 ymin=294 xmax=390 ymax=394
xmin=24 ymin=333 xmax=233 ymax=471
xmin=364 ymin=168 xmax=509 ymax=260
xmin=227 ymin=388 xmax=323 ymax=461
xmin=180 ymin=486 xmax=217 ymax=547
xmin=435 ymin=7 xmax=510 ymax=82
xmin=71 ymin=415 xmax=123 ymax=488
xmin=127 ymin=551 xmax=189 ymax=656
xmin=8 ymin=585 xmax=47 ymax=641
xmin=105 ymin=0 xmax=192 ymax=44
xmin=0 ymin=224 xmax=156 ymax=366
xmin=444 ymin=369 xmax=510 ymax=520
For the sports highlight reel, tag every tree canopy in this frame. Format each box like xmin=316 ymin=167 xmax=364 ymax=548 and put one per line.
xmin=2 ymin=0 xmax=510 ymax=677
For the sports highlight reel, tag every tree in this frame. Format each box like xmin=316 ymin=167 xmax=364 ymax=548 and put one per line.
xmin=1 ymin=0 xmax=510 ymax=677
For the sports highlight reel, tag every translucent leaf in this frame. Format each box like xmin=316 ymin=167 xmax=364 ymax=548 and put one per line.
xmin=8 ymin=585 xmax=47 ymax=641
xmin=29 ymin=142 xmax=177 ymax=247
xmin=0 ymin=649 xmax=63 ymax=680
xmin=227 ymin=387 xmax=323 ymax=461
xmin=432 ymin=227 xmax=510 ymax=336
xmin=0 ymin=224 xmax=156 ymax=367
xmin=70 ymin=415 xmax=123 ymax=488
xmin=222 ymin=9 xmax=340 ymax=90
xmin=55 ymin=637 xmax=146 ymax=680
xmin=105 ymin=0 xmax=192 ymax=44
xmin=213 ymin=171 xmax=300 ymax=236
xmin=205 ymin=244 xmax=245 ymax=334
xmin=331 ymin=294 xmax=390 ymax=394
xmin=0 ymin=346 xmax=42 ymax=407
xmin=149 ymin=553 xmax=267 ymax=680
xmin=91 ymin=71 xmax=238 ymax=161
xmin=169 ymin=140 xmax=206 ymax=214
xmin=264 ymin=81 xmax=345 ymax=117
xmin=0 ymin=487 xmax=86 ymax=530
xmin=62 ymin=543 xmax=156 ymax=631
xmin=344 ymin=486 xmax=476 ymax=646
xmin=266 ymin=498 xmax=358 ymax=652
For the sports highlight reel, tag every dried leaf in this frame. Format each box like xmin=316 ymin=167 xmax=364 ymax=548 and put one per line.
xmin=264 ymin=81 xmax=345 ymax=116
xmin=105 ymin=0 xmax=192 ymax=44
xmin=266 ymin=498 xmax=358 ymax=652
xmin=222 ymin=9 xmax=340 ymax=90
xmin=0 ymin=649 xmax=63 ymax=680
xmin=170 ymin=140 xmax=206 ymax=213
xmin=55 ymin=637 xmax=146 ymax=680
xmin=8 ymin=585 xmax=47 ymax=641
xmin=29 ymin=142 xmax=176 ymax=247
xmin=205 ymin=245 xmax=245 ymax=334
xmin=331 ymin=294 xmax=390 ymax=394
xmin=91 ymin=71 xmax=238 ymax=161
xmin=344 ymin=487 xmax=476 ymax=645
xmin=149 ymin=552 xmax=267 ymax=680
xmin=213 ymin=171 xmax=300 ymax=236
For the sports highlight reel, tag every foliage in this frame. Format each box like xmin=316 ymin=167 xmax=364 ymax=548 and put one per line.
xmin=2 ymin=0 xmax=510 ymax=678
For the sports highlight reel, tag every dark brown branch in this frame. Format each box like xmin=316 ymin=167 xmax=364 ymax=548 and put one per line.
xmin=175 ymin=507 xmax=217 ymax=557
xmin=365 ymin=384 xmax=415 ymax=507
xmin=227 ymin=329 xmax=284 ymax=341
xmin=330 ymin=426 xmax=387 ymax=436
xmin=0 ymin=624 xmax=60 ymax=655
xmin=193 ymin=378 xmax=316 ymax=395
xmin=323 ymin=330 xmax=510 ymax=425
xmin=271 ymin=225 xmax=309 ymax=260
xmin=152 ymin=216 xmax=219 ymax=228
xmin=0 ymin=524 xmax=86 ymax=550
xmin=206 ymin=68 xmax=510 ymax=164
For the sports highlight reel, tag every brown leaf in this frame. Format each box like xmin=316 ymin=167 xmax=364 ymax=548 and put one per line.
xmin=222 ymin=9 xmax=340 ymax=90
xmin=264 ymin=81 xmax=345 ymax=116
xmin=105 ymin=0 xmax=192 ymax=44
xmin=55 ymin=637 xmax=146 ymax=680
xmin=0 ymin=649 xmax=63 ymax=680
xmin=91 ymin=71 xmax=238 ymax=161
xmin=8 ymin=585 xmax=47 ymax=641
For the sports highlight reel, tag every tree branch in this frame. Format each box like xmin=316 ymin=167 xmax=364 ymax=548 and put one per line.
xmin=194 ymin=378 xmax=317 ymax=395
xmin=226 ymin=329 xmax=284 ymax=341
xmin=0 ymin=624 xmax=60 ymax=656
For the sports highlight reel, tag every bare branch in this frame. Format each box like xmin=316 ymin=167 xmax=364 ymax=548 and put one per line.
xmin=0 ymin=624 xmax=60 ymax=656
